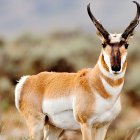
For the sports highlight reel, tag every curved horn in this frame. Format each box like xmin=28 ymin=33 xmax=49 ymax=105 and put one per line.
xmin=87 ymin=3 xmax=110 ymax=40
xmin=122 ymin=1 xmax=140 ymax=40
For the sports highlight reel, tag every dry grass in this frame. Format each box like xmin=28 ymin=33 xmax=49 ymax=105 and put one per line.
xmin=0 ymin=122 xmax=3 ymax=135
xmin=0 ymin=32 xmax=140 ymax=139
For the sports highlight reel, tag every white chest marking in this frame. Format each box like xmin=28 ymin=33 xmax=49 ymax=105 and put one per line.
xmin=89 ymin=94 xmax=121 ymax=125
xmin=97 ymin=97 xmax=121 ymax=123
xmin=101 ymin=77 xmax=124 ymax=96
xmin=89 ymin=77 xmax=123 ymax=125
xmin=95 ymin=77 xmax=123 ymax=114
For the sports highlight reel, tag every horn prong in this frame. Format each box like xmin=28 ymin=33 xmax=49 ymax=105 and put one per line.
xmin=87 ymin=3 xmax=110 ymax=41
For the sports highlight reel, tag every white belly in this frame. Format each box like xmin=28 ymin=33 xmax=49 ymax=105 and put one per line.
xmin=42 ymin=96 xmax=80 ymax=130
xmin=49 ymin=110 xmax=80 ymax=130
xmin=42 ymin=96 xmax=121 ymax=129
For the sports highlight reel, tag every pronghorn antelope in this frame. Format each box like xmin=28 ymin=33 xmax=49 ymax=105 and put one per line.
xmin=15 ymin=1 xmax=140 ymax=140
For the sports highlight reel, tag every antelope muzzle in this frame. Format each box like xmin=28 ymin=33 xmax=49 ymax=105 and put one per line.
xmin=110 ymin=47 xmax=121 ymax=73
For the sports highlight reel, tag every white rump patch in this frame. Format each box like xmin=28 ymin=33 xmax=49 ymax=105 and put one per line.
xmin=15 ymin=76 xmax=29 ymax=111
xmin=109 ymin=33 xmax=122 ymax=43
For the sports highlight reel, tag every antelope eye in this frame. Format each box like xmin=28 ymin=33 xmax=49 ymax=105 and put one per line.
xmin=102 ymin=43 xmax=106 ymax=48
xmin=125 ymin=43 xmax=129 ymax=49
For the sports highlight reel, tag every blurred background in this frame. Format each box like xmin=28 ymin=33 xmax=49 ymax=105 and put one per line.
xmin=0 ymin=0 xmax=140 ymax=139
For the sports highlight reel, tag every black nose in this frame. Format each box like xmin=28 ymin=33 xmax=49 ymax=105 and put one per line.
xmin=111 ymin=65 xmax=121 ymax=72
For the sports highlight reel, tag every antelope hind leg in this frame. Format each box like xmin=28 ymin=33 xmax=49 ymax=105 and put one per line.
xmin=25 ymin=114 xmax=45 ymax=140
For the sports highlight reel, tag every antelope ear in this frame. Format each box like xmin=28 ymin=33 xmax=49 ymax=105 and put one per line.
xmin=96 ymin=30 xmax=106 ymax=42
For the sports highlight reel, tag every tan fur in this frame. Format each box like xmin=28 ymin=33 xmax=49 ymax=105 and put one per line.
xmin=16 ymin=49 xmax=127 ymax=140
xmin=90 ymin=65 xmax=111 ymax=99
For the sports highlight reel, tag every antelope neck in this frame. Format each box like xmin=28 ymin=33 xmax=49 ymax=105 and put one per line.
xmin=89 ymin=53 xmax=126 ymax=99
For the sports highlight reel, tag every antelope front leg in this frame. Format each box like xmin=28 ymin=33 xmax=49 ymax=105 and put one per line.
xmin=81 ymin=123 xmax=93 ymax=140
xmin=94 ymin=123 xmax=110 ymax=140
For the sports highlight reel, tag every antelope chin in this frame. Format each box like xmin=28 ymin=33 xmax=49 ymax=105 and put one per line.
xmin=113 ymin=71 xmax=121 ymax=75
xmin=110 ymin=70 xmax=122 ymax=75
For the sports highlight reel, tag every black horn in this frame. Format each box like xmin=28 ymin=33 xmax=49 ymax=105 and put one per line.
xmin=87 ymin=3 xmax=110 ymax=40
xmin=122 ymin=1 xmax=140 ymax=40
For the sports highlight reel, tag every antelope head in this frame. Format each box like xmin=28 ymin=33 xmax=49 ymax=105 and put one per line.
xmin=87 ymin=1 xmax=140 ymax=74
